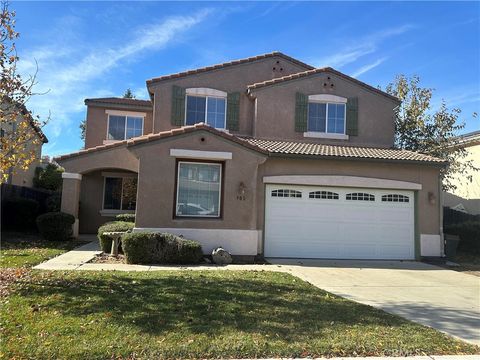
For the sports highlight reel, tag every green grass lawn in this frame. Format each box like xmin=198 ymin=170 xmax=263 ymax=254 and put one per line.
xmin=0 ymin=232 xmax=87 ymax=268
xmin=1 ymin=270 xmax=478 ymax=360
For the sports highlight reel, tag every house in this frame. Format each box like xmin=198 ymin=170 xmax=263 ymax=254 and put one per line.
xmin=1 ymin=102 xmax=48 ymax=187
xmin=55 ymin=52 xmax=446 ymax=260
xmin=443 ymin=130 xmax=480 ymax=215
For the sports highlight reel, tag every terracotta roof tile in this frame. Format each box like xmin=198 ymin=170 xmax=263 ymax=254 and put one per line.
xmin=84 ymin=97 xmax=152 ymax=107
xmin=146 ymin=52 xmax=314 ymax=85
xmin=247 ymin=67 xmax=400 ymax=103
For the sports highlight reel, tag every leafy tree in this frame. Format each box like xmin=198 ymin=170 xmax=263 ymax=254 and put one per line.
xmin=79 ymin=118 xmax=86 ymax=141
xmin=0 ymin=1 xmax=47 ymax=183
xmin=123 ymin=88 xmax=135 ymax=99
xmin=33 ymin=163 xmax=63 ymax=191
xmin=386 ymin=75 xmax=478 ymax=191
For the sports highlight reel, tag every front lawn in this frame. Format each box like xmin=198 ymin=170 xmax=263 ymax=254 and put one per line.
xmin=0 ymin=232 xmax=87 ymax=268
xmin=1 ymin=270 xmax=477 ymax=359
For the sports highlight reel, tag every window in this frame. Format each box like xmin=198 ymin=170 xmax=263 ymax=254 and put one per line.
xmin=271 ymin=189 xmax=302 ymax=198
xmin=308 ymin=102 xmax=346 ymax=134
xmin=382 ymin=194 xmax=410 ymax=203
xmin=346 ymin=193 xmax=375 ymax=201
xmin=103 ymin=176 xmax=137 ymax=210
xmin=309 ymin=191 xmax=339 ymax=199
xmin=186 ymin=95 xmax=226 ymax=129
xmin=176 ymin=162 xmax=222 ymax=217
xmin=107 ymin=115 xmax=143 ymax=140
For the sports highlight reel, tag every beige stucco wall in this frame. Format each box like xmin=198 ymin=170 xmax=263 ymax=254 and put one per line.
xmin=250 ymin=73 xmax=398 ymax=147
xmin=448 ymin=143 xmax=480 ymax=199
xmin=85 ymin=105 xmax=153 ymax=149
xmin=10 ymin=141 xmax=42 ymax=187
xmin=148 ymin=55 xmax=310 ymax=136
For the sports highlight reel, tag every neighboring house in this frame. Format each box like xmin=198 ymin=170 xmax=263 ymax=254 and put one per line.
xmin=56 ymin=52 xmax=446 ymax=260
xmin=443 ymin=130 xmax=480 ymax=215
xmin=1 ymin=103 xmax=48 ymax=187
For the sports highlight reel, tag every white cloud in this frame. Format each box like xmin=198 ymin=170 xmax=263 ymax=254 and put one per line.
xmin=351 ymin=57 xmax=388 ymax=78
xmin=314 ymin=24 xmax=413 ymax=68
xmin=19 ymin=9 xmax=212 ymax=150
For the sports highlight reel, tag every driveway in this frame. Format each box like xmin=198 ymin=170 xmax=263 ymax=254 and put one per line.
xmin=269 ymin=259 xmax=480 ymax=346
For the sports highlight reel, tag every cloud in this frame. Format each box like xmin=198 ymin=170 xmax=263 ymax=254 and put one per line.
xmin=314 ymin=24 xmax=413 ymax=68
xmin=351 ymin=57 xmax=388 ymax=78
xmin=19 ymin=9 xmax=212 ymax=150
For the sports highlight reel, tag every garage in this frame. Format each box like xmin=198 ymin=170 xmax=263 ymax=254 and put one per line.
xmin=264 ymin=184 xmax=415 ymax=260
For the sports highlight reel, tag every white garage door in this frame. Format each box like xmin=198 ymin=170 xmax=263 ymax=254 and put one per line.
xmin=264 ymin=184 xmax=415 ymax=260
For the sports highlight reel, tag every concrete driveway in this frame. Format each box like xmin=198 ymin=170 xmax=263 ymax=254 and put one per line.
xmin=269 ymin=259 xmax=480 ymax=346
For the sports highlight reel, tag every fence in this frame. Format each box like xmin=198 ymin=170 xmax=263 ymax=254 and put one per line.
xmin=443 ymin=206 xmax=480 ymax=226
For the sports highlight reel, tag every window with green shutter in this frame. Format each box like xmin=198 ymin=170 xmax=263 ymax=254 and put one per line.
xmin=171 ymin=85 xmax=186 ymax=126
xmin=346 ymin=97 xmax=358 ymax=136
xmin=295 ymin=92 xmax=308 ymax=132
xmin=226 ymin=92 xmax=240 ymax=131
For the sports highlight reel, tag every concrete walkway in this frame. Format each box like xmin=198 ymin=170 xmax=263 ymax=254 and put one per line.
xmin=34 ymin=243 xmax=480 ymax=346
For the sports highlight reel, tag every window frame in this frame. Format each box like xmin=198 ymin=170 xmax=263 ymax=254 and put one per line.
xmin=174 ymin=159 xmax=224 ymax=219
xmin=184 ymin=94 xmax=227 ymax=130
xmin=101 ymin=174 xmax=138 ymax=214
xmin=105 ymin=110 xmax=145 ymax=142
xmin=307 ymin=101 xmax=347 ymax=135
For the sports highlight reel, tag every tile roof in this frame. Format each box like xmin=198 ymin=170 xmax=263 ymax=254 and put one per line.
xmin=55 ymin=124 xmax=445 ymax=166
xmin=84 ymin=97 xmax=152 ymax=108
xmin=146 ymin=52 xmax=315 ymax=85
xmin=243 ymin=138 xmax=446 ymax=164
xmin=247 ymin=67 xmax=400 ymax=103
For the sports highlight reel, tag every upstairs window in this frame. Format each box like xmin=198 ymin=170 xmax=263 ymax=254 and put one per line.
xmin=185 ymin=88 xmax=227 ymax=129
xmin=308 ymin=102 xmax=346 ymax=134
xmin=107 ymin=112 xmax=144 ymax=141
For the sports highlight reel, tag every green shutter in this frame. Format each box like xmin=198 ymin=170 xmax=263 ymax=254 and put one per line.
xmin=295 ymin=92 xmax=308 ymax=132
xmin=226 ymin=92 xmax=240 ymax=131
xmin=171 ymin=85 xmax=185 ymax=126
xmin=346 ymin=97 xmax=358 ymax=136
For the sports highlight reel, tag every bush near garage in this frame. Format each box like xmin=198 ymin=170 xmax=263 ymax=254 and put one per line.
xmin=3 ymin=198 xmax=40 ymax=230
xmin=444 ymin=221 xmax=480 ymax=254
xmin=122 ymin=232 xmax=203 ymax=265
xmin=36 ymin=212 xmax=75 ymax=241
xmin=97 ymin=221 xmax=135 ymax=253
xmin=115 ymin=213 xmax=135 ymax=223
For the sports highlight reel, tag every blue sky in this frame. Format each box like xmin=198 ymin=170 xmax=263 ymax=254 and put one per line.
xmin=15 ymin=1 xmax=480 ymax=156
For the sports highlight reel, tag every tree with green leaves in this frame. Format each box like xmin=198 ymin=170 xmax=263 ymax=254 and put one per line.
xmin=123 ymin=88 xmax=135 ymax=99
xmin=386 ymin=75 xmax=478 ymax=191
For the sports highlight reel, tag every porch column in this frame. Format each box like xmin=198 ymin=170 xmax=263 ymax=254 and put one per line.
xmin=61 ymin=172 xmax=82 ymax=238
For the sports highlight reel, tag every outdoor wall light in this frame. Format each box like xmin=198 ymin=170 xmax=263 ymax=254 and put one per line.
xmin=237 ymin=182 xmax=247 ymax=201
xmin=428 ymin=191 xmax=436 ymax=205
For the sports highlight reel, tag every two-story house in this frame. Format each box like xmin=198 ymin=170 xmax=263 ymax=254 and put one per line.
xmin=55 ymin=52 xmax=446 ymax=260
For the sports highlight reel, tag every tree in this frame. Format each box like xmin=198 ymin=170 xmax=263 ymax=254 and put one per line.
xmin=123 ymin=88 xmax=135 ymax=99
xmin=0 ymin=1 xmax=46 ymax=183
xmin=386 ymin=75 xmax=478 ymax=191
xmin=79 ymin=118 xmax=86 ymax=141
xmin=33 ymin=162 xmax=63 ymax=191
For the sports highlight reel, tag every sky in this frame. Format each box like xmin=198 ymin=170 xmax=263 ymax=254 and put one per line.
xmin=14 ymin=1 xmax=480 ymax=157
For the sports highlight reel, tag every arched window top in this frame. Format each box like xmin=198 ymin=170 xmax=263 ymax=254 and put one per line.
xmin=186 ymin=88 xmax=227 ymax=97
xmin=271 ymin=189 xmax=302 ymax=198
xmin=382 ymin=194 xmax=410 ymax=203
xmin=309 ymin=191 xmax=339 ymax=200
xmin=346 ymin=192 xmax=375 ymax=201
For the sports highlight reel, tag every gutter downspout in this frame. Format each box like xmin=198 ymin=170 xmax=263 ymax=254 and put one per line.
xmin=439 ymin=173 xmax=445 ymax=257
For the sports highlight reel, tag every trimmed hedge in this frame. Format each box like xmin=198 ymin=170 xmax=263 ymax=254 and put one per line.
xmin=122 ymin=232 xmax=203 ymax=265
xmin=46 ymin=193 xmax=61 ymax=212
xmin=444 ymin=221 xmax=480 ymax=254
xmin=36 ymin=212 xmax=75 ymax=241
xmin=3 ymin=198 xmax=40 ymax=230
xmin=115 ymin=213 xmax=135 ymax=223
xmin=97 ymin=221 xmax=135 ymax=253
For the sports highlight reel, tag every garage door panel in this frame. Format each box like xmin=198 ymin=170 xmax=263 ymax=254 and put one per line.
xmin=265 ymin=184 xmax=415 ymax=260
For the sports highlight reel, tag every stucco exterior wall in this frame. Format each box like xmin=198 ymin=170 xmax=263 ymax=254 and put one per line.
xmin=250 ymin=73 xmax=398 ymax=147
xmin=148 ymin=56 xmax=309 ymax=136
xmin=10 ymin=141 xmax=42 ymax=187
xmin=85 ymin=105 xmax=153 ymax=149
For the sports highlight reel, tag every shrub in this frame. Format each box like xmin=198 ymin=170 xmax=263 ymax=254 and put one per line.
xmin=115 ymin=213 xmax=135 ymax=223
xmin=3 ymin=198 xmax=40 ymax=230
xmin=36 ymin=212 xmax=75 ymax=241
xmin=97 ymin=221 xmax=135 ymax=253
xmin=33 ymin=163 xmax=63 ymax=191
xmin=122 ymin=232 xmax=203 ymax=265
xmin=46 ymin=192 xmax=61 ymax=212
xmin=444 ymin=221 xmax=480 ymax=254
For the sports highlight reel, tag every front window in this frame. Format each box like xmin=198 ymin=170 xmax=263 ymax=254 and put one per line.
xmin=308 ymin=102 xmax=345 ymax=134
xmin=103 ymin=176 xmax=137 ymax=210
xmin=186 ymin=95 xmax=226 ymax=129
xmin=176 ymin=162 xmax=222 ymax=217
xmin=108 ymin=115 xmax=143 ymax=140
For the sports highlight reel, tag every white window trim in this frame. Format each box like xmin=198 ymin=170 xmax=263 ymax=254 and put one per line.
xmin=105 ymin=110 xmax=145 ymax=142
xmin=170 ymin=149 xmax=232 ymax=160
xmin=185 ymin=93 xmax=227 ymax=130
xmin=176 ymin=161 xmax=222 ymax=218
xmin=303 ymin=94 xmax=349 ymax=136
xmin=186 ymin=88 xmax=227 ymax=97
xmin=101 ymin=175 xmax=137 ymax=214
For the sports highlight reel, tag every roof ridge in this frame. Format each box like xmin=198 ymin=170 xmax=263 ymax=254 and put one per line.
xmin=247 ymin=67 xmax=400 ymax=103
xmin=146 ymin=52 xmax=315 ymax=85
